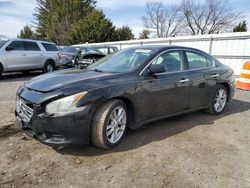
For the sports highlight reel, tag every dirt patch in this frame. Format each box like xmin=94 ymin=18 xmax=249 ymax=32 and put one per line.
xmin=0 ymin=123 xmax=19 ymax=140
xmin=0 ymin=75 xmax=250 ymax=188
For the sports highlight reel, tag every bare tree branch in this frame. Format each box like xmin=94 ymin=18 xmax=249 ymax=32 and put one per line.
xmin=142 ymin=2 xmax=184 ymax=38
xmin=180 ymin=0 xmax=242 ymax=35
xmin=142 ymin=0 xmax=243 ymax=37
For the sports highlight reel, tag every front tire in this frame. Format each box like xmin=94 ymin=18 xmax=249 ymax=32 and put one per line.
xmin=22 ymin=70 xmax=30 ymax=75
xmin=73 ymin=58 xmax=79 ymax=67
xmin=207 ymin=85 xmax=228 ymax=115
xmin=91 ymin=100 xmax=128 ymax=149
xmin=90 ymin=58 xmax=96 ymax=64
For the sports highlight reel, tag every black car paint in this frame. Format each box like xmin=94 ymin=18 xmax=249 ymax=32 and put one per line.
xmin=16 ymin=46 xmax=235 ymax=146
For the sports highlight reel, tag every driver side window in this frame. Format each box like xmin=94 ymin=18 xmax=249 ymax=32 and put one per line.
xmin=152 ymin=51 xmax=182 ymax=72
xmin=8 ymin=41 xmax=24 ymax=51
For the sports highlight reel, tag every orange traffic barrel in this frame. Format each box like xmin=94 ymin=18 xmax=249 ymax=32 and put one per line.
xmin=236 ymin=61 xmax=250 ymax=91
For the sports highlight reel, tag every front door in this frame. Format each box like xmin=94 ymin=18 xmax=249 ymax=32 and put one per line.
xmin=137 ymin=50 xmax=190 ymax=122
xmin=3 ymin=41 xmax=29 ymax=71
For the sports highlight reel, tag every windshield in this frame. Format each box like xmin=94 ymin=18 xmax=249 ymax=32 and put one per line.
xmin=0 ymin=40 xmax=8 ymax=49
xmin=82 ymin=47 xmax=103 ymax=54
xmin=61 ymin=47 xmax=76 ymax=53
xmin=87 ymin=48 xmax=157 ymax=73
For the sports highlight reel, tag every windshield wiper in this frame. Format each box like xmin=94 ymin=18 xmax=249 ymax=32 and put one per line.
xmin=90 ymin=69 xmax=118 ymax=73
xmin=92 ymin=69 xmax=104 ymax=72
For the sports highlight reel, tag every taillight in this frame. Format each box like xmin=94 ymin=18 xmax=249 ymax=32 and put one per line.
xmin=57 ymin=53 xmax=62 ymax=60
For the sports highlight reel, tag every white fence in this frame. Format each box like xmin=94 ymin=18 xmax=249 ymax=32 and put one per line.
xmin=74 ymin=32 xmax=250 ymax=76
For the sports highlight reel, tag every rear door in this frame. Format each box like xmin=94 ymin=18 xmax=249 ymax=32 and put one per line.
xmin=23 ymin=41 xmax=43 ymax=69
xmin=184 ymin=50 xmax=215 ymax=108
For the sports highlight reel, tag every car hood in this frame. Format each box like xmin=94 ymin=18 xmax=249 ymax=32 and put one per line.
xmin=25 ymin=69 xmax=122 ymax=93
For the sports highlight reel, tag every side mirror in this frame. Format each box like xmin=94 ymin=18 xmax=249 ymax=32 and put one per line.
xmin=149 ymin=64 xmax=166 ymax=74
xmin=6 ymin=46 xmax=14 ymax=51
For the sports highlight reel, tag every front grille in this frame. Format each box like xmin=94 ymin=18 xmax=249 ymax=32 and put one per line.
xmin=16 ymin=97 xmax=34 ymax=123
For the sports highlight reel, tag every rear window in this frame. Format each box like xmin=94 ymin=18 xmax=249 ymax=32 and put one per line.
xmin=186 ymin=51 xmax=213 ymax=69
xmin=42 ymin=43 xmax=58 ymax=51
xmin=23 ymin=41 xmax=40 ymax=51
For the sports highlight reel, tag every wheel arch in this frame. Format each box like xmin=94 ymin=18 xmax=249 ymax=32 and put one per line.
xmin=112 ymin=96 xmax=136 ymax=129
xmin=0 ymin=62 xmax=4 ymax=73
xmin=219 ymin=82 xmax=230 ymax=102
xmin=45 ymin=58 xmax=55 ymax=66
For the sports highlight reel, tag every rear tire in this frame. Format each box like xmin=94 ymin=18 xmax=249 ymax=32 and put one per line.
xmin=0 ymin=63 xmax=3 ymax=78
xmin=91 ymin=100 xmax=128 ymax=149
xmin=207 ymin=85 xmax=228 ymax=115
xmin=43 ymin=61 xmax=55 ymax=73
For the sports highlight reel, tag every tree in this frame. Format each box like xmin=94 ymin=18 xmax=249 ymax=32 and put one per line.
xmin=32 ymin=0 xmax=133 ymax=44
xmin=115 ymin=26 xmax=134 ymax=41
xmin=18 ymin=25 xmax=36 ymax=39
xmin=142 ymin=2 xmax=183 ymax=38
xmin=72 ymin=9 xmax=117 ymax=43
xmin=33 ymin=0 xmax=96 ymax=45
xmin=139 ymin=29 xmax=150 ymax=39
xmin=233 ymin=20 xmax=247 ymax=32
xmin=180 ymin=0 xmax=241 ymax=35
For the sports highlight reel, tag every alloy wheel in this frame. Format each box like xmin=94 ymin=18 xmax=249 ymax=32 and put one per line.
xmin=106 ymin=106 xmax=127 ymax=144
xmin=213 ymin=88 xmax=227 ymax=113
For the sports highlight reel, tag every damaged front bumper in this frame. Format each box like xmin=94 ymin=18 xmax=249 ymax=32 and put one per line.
xmin=15 ymin=104 xmax=95 ymax=147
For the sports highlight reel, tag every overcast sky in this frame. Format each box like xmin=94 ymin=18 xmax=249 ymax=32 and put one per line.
xmin=0 ymin=0 xmax=249 ymax=39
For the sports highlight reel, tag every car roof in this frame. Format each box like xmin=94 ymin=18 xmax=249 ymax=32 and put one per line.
xmin=93 ymin=46 xmax=118 ymax=48
xmin=76 ymin=45 xmax=118 ymax=48
xmin=130 ymin=45 xmax=199 ymax=51
xmin=9 ymin=38 xmax=55 ymax=45
xmin=129 ymin=45 xmax=211 ymax=56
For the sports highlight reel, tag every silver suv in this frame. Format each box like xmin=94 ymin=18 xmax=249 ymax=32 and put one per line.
xmin=0 ymin=38 xmax=61 ymax=76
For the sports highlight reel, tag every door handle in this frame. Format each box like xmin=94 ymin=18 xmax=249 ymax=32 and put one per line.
xmin=211 ymin=73 xmax=219 ymax=78
xmin=179 ymin=78 xmax=190 ymax=83
xmin=22 ymin=54 xmax=27 ymax=56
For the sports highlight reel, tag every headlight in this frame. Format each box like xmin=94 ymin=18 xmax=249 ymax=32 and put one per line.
xmin=17 ymin=85 xmax=24 ymax=94
xmin=45 ymin=92 xmax=87 ymax=115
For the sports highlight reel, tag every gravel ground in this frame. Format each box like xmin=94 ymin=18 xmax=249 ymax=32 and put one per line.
xmin=0 ymin=72 xmax=249 ymax=188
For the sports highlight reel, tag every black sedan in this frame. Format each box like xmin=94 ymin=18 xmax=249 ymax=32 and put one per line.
xmin=15 ymin=46 xmax=235 ymax=149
